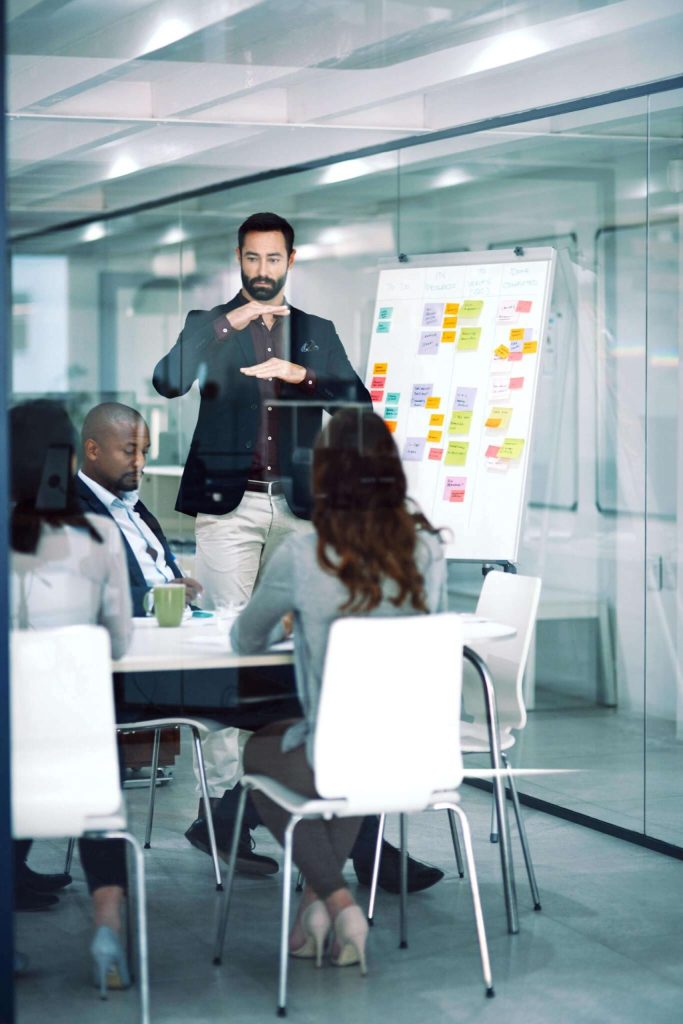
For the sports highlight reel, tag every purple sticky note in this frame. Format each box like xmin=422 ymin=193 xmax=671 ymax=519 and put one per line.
xmin=411 ymin=383 xmax=434 ymax=407
xmin=454 ymin=387 xmax=477 ymax=411
xmin=418 ymin=331 xmax=440 ymax=355
xmin=443 ymin=475 xmax=467 ymax=501
xmin=422 ymin=303 xmax=444 ymax=327
xmin=403 ymin=437 xmax=427 ymax=461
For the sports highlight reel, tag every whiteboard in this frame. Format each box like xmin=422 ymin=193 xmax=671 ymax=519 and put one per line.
xmin=364 ymin=248 xmax=556 ymax=562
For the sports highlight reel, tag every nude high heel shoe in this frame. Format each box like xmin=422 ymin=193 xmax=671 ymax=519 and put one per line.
xmin=330 ymin=905 xmax=368 ymax=975
xmin=90 ymin=925 xmax=131 ymax=998
xmin=290 ymin=900 xmax=332 ymax=968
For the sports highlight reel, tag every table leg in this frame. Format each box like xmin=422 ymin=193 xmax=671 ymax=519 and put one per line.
xmin=464 ymin=646 xmax=519 ymax=935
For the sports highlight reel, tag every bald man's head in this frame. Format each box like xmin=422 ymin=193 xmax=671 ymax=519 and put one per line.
xmin=81 ymin=402 xmax=150 ymax=497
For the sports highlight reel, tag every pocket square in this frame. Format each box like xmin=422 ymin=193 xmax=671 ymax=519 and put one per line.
xmin=300 ymin=340 xmax=319 ymax=353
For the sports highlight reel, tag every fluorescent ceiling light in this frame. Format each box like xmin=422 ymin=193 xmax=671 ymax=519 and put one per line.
xmin=320 ymin=155 xmax=394 ymax=185
xmin=433 ymin=168 xmax=473 ymax=189
xmin=144 ymin=18 xmax=191 ymax=54
xmin=82 ymin=222 xmax=105 ymax=242
xmin=107 ymin=155 xmax=140 ymax=179
xmin=161 ymin=226 xmax=188 ymax=245
xmin=469 ymin=31 xmax=545 ymax=75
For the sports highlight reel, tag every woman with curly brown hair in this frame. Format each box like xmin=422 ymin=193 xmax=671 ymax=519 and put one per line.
xmin=231 ymin=408 xmax=445 ymax=973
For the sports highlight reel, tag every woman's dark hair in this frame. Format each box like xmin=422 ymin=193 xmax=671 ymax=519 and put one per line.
xmin=312 ymin=408 xmax=439 ymax=613
xmin=10 ymin=399 xmax=102 ymax=554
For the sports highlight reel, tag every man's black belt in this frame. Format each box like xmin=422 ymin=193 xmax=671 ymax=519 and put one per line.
xmin=246 ymin=479 xmax=285 ymax=495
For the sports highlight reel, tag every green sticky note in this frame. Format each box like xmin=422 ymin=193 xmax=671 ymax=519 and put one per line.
xmin=384 ymin=406 xmax=399 ymax=420
xmin=386 ymin=392 xmax=400 ymax=404
xmin=445 ymin=441 xmax=469 ymax=466
xmin=448 ymin=411 xmax=473 ymax=435
xmin=460 ymin=299 xmax=484 ymax=317
xmin=457 ymin=327 xmax=481 ymax=351
xmin=497 ymin=438 xmax=525 ymax=460
xmin=376 ymin=321 xmax=391 ymax=333
xmin=378 ymin=306 xmax=393 ymax=320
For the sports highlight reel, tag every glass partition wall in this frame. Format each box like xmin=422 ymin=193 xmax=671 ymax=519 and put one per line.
xmin=10 ymin=89 xmax=682 ymax=848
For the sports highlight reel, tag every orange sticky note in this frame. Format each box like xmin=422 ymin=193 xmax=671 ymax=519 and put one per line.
xmin=485 ymin=416 xmax=502 ymax=428
xmin=494 ymin=344 xmax=509 ymax=360
xmin=425 ymin=396 xmax=441 ymax=409
xmin=523 ymin=341 xmax=538 ymax=354
xmin=427 ymin=430 xmax=442 ymax=443
xmin=509 ymin=328 xmax=525 ymax=341
xmin=442 ymin=316 xmax=458 ymax=329
xmin=441 ymin=331 xmax=456 ymax=343
xmin=429 ymin=413 xmax=444 ymax=426
xmin=444 ymin=303 xmax=460 ymax=315
xmin=373 ymin=362 xmax=388 ymax=375
xmin=385 ymin=420 xmax=397 ymax=433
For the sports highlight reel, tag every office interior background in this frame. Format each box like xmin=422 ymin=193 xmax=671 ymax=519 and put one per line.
xmin=2 ymin=1 xmax=683 ymax=1021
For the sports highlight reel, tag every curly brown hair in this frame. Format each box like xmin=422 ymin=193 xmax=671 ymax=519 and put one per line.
xmin=312 ymin=408 xmax=439 ymax=613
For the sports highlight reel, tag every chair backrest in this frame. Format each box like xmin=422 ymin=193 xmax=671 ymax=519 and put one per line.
xmin=462 ymin=571 xmax=541 ymax=735
xmin=11 ymin=624 xmax=122 ymax=839
xmin=313 ymin=613 xmax=464 ymax=815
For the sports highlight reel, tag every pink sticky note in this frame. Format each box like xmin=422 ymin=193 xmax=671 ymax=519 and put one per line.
xmin=371 ymin=375 xmax=386 ymax=389
xmin=509 ymin=377 xmax=524 ymax=390
xmin=428 ymin=448 xmax=444 ymax=461
xmin=516 ymin=300 xmax=532 ymax=312
xmin=485 ymin=445 xmax=500 ymax=458
xmin=508 ymin=351 xmax=523 ymax=362
xmin=449 ymin=489 xmax=465 ymax=502
xmin=370 ymin=390 xmax=384 ymax=403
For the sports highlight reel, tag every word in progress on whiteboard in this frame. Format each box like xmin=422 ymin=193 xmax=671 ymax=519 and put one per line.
xmin=365 ymin=249 xmax=556 ymax=563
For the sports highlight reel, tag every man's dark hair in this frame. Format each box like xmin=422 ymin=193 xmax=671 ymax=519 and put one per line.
xmin=238 ymin=212 xmax=295 ymax=255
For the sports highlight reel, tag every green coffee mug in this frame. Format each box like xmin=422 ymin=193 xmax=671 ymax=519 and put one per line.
xmin=144 ymin=583 xmax=186 ymax=627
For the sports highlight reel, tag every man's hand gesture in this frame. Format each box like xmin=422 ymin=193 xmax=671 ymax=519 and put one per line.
xmin=224 ymin=303 xmax=289 ymax=332
xmin=240 ymin=358 xmax=307 ymax=385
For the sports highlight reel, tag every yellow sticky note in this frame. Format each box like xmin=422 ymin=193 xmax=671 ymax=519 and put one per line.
xmin=429 ymin=413 xmax=444 ymax=427
xmin=385 ymin=420 xmax=397 ymax=433
xmin=448 ymin=411 xmax=473 ymax=435
xmin=373 ymin=362 xmax=388 ymax=375
xmin=523 ymin=340 xmax=538 ymax=354
xmin=425 ymin=396 xmax=441 ymax=409
xmin=494 ymin=344 xmax=510 ymax=360
xmin=442 ymin=316 xmax=458 ymax=329
xmin=486 ymin=406 xmax=512 ymax=430
xmin=444 ymin=302 xmax=460 ymax=315
xmin=441 ymin=331 xmax=456 ymax=344
xmin=457 ymin=327 xmax=481 ymax=351
xmin=460 ymin=300 xmax=484 ymax=317
xmin=497 ymin=438 xmax=525 ymax=460
xmin=509 ymin=328 xmax=525 ymax=341
xmin=445 ymin=441 xmax=469 ymax=466
xmin=427 ymin=430 xmax=442 ymax=443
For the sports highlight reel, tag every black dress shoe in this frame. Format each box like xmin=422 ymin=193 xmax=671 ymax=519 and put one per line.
xmin=17 ymin=864 xmax=72 ymax=893
xmin=184 ymin=818 xmax=278 ymax=876
xmin=353 ymin=840 xmax=444 ymax=894
xmin=14 ymin=882 xmax=59 ymax=912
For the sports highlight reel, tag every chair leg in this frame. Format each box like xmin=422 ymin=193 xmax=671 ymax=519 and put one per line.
xmin=191 ymin=726 xmax=223 ymax=891
xmin=489 ymin=791 xmax=499 ymax=844
xmin=445 ymin=805 xmax=494 ymax=999
xmin=143 ymin=730 xmax=161 ymax=849
xmin=367 ymin=812 xmax=386 ymax=926
xmin=399 ymin=813 xmax=408 ymax=950
xmin=64 ymin=837 xmax=76 ymax=875
xmin=447 ymin=809 xmax=465 ymax=877
xmin=502 ymin=752 xmax=541 ymax=911
xmin=277 ymin=817 xmax=300 ymax=1017
xmin=107 ymin=830 xmax=150 ymax=1024
xmin=213 ymin=785 xmax=249 ymax=964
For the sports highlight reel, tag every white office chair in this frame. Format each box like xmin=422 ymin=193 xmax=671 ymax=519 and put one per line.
xmin=11 ymin=625 xmax=150 ymax=1024
xmin=213 ymin=613 xmax=494 ymax=1016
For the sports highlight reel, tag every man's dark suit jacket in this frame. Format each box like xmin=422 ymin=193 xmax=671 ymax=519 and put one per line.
xmin=152 ymin=294 xmax=372 ymax=518
xmin=76 ymin=475 xmax=182 ymax=617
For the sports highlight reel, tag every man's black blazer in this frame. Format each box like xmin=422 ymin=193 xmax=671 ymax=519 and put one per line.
xmin=76 ymin=476 xmax=182 ymax=617
xmin=152 ymin=294 xmax=371 ymax=518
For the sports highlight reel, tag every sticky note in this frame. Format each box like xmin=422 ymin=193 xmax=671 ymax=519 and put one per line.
xmin=497 ymin=438 xmax=525 ymax=460
xmin=376 ymin=321 xmax=391 ymax=334
xmin=458 ymin=327 xmax=481 ymax=351
xmin=442 ymin=316 xmax=458 ymax=329
xmin=425 ymin=396 xmax=441 ymax=409
xmin=403 ymin=437 xmax=426 ymax=461
xmin=454 ymin=386 xmax=477 ymax=411
xmin=444 ymin=303 xmax=460 ymax=315
xmin=428 ymin=448 xmax=444 ymax=461
xmin=449 ymin=489 xmax=466 ymax=502
xmin=384 ymin=406 xmax=398 ymax=419
xmin=516 ymin=300 xmax=532 ymax=312
xmin=494 ymin=344 xmax=510 ymax=360
xmin=441 ymin=331 xmax=456 ymax=344
xmin=411 ymin=383 xmax=433 ymax=407
xmin=385 ymin=420 xmax=397 ymax=433
xmin=497 ymin=299 xmax=518 ymax=322
xmin=523 ymin=340 xmax=538 ymax=354
xmin=373 ymin=363 xmax=388 ymax=375
xmin=509 ymin=328 xmax=525 ymax=341
xmin=378 ymin=306 xmax=393 ymax=320
xmin=489 ymin=375 xmax=509 ymax=402
xmin=386 ymin=392 xmax=400 ymax=404
xmin=429 ymin=413 xmax=444 ymax=426
xmin=422 ymin=303 xmax=444 ymax=327
xmin=445 ymin=441 xmax=469 ymax=466
xmin=485 ymin=445 xmax=500 ymax=458
xmin=443 ymin=476 xmax=467 ymax=502
xmin=418 ymin=331 xmax=440 ymax=355
xmin=509 ymin=377 xmax=524 ymax=390
xmin=370 ymin=390 xmax=384 ymax=404
xmin=485 ymin=416 xmax=502 ymax=428
xmin=508 ymin=340 xmax=523 ymax=362
xmin=448 ymin=411 xmax=473 ymax=435
xmin=460 ymin=300 xmax=484 ymax=317
xmin=487 ymin=406 xmax=512 ymax=430
xmin=427 ymin=430 xmax=442 ymax=443
xmin=371 ymin=375 xmax=386 ymax=389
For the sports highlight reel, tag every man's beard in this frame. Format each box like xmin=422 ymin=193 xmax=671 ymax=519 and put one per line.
xmin=241 ymin=268 xmax=288 ymax=302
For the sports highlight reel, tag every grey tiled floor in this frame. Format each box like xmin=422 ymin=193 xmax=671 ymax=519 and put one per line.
xmin=15 ymin=745 xmax=683 ymax=1024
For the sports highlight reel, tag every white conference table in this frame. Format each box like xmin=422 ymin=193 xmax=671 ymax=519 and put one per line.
xmin=113 ymin=611 xmax=521 ymax=934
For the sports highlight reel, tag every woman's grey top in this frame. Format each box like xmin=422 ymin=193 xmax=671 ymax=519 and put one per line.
xmin=231 ymin=527 xmax=446 ymax=762
xmin=11 ymin=514 xmax=133 ymax=660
